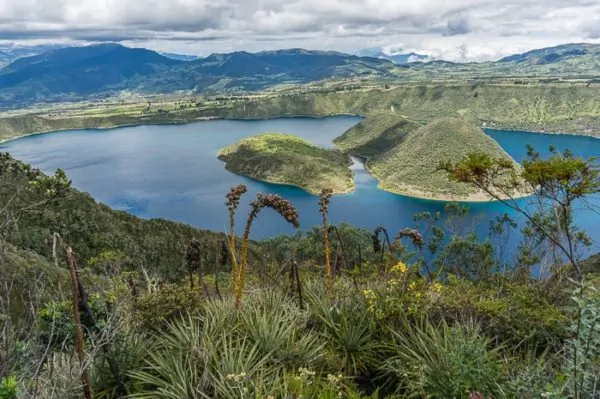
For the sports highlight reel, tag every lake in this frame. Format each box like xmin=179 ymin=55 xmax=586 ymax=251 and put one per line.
xmin=2 ymin=116 xmax=600 ymax=261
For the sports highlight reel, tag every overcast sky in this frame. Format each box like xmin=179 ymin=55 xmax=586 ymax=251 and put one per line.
xmin=0 ymin=0 xmax=599 ymax=61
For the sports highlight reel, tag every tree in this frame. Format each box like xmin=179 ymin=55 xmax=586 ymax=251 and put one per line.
xmin=440 ymin=146 xmax=600 ymax=278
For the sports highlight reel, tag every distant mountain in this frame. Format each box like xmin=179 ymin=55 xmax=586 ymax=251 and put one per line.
xmin=160 ymin=52 xmax=198 ymax=61
xmin=356 ymin=48 xmax=429 ymax=64
xmin=1 ymin=42 xmax=600 ymax=106
xmin=498 ymin=43 xmax=596 ymax=64
xmin=133 ymin=48 xmax=396 ymax=93
xmin=0 ymin=44 xmax=68 ymax=68
xmin=0 ymin=43 xmax=183 ymax=103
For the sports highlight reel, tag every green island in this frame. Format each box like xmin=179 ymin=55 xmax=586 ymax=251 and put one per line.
xmin=218 ymin=133 xmax=355 ymax=195
xmin=336 ymin=116 xmax=525 ymax=201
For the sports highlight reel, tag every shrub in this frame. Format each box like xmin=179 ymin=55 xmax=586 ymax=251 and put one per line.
xmin=381 ymin=319 xmax=506 ymax=398
xmin=132 ymin=284 xmax=204 ymax=331
xmin=0 ymin=376 xmax=17 ymax=399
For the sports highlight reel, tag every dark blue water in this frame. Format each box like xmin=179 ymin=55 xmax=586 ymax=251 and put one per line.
xmin=2 ymin=117 xmax=599 ymax=260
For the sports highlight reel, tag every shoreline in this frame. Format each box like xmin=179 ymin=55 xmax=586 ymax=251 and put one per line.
xmin=0 ymin=113 xmax=363 ymax=145
xmin=0 ymin=112 xmax=582 ymax=203
xmin=219 ymin=162 xmax=357 ymax=196
xmin=348 ymin=154 xmax=532 ymax=203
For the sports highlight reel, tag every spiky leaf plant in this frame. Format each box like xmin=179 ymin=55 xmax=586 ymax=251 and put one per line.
xmin=380 ymin=318 xmax=506 ymax=398
xmin=240 ymin=291 xmax=325 ymax=370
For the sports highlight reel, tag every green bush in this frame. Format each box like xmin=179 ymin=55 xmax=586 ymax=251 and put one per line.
xmin=0 ymin=376 xmax=17 ymax=399
xmin=381 ymin=319 xmax=506 ymax=398
xmin=132 ymin=284 xmax=204 ymax=331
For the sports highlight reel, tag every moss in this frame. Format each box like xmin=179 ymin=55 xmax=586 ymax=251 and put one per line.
xmin=218 ymin=132 xmax=355 ymax=195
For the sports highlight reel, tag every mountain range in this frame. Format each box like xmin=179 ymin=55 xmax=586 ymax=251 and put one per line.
xmin=0 ymin=44 xmax=68 ymax=69
xmin=355 ymin=47 xmax=430 ymax=64
xmin=0 ymin=42 xmax=599 ymax=106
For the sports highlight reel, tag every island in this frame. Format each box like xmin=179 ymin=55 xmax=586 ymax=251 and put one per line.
xmin=217 ymin=133 xmax=355 ymax=195
xmin=335 ymin=115 xmax=525 ymax=201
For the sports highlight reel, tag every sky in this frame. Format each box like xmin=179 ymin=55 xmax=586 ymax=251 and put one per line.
xmin=0 ymin=0 xmax=599 ymax=62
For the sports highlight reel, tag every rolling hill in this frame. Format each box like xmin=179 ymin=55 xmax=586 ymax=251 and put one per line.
xmin=333 ymin=113 xmax=421 ymax=158
xmin=0 ymin=43 xmax=68 ymax=69
xmin=0 ymin=45 xmax=396 ymax=104
xmin=218 ymin=133 xmax=355 ymax=195
xmin=336 ymin=116 xmax=522 ymax=200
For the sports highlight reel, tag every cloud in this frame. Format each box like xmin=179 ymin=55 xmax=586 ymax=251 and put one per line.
xmin=0 ymin=0 xmax=599 ymax=61
xmin=444 ymin=14 xmax=471 ymax=36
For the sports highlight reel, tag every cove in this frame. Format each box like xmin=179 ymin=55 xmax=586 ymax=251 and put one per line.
xmin=2 ymin=116 xmax=599 ymax=261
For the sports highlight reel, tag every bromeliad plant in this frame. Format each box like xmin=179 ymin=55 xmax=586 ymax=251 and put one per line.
xmin=225 ymin=185 xmax=300 ymax=308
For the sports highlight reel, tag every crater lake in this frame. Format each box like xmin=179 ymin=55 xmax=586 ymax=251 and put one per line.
xmin=2 ymin=116 xmax=599 ymax=262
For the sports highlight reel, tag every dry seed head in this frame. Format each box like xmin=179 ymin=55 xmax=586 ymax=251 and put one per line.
xmin=225 ymin=184 xmax=248 ymax=212
xmin=263 ymin=194 xmax=300 ymax=228
xmin=395 ymin=228 xmax=424 ymax=248
xmin=318 ymin=188 xmax=334 ymax=214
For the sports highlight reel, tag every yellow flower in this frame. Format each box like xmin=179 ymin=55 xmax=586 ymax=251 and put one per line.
xmin=391 ymin=261 xmax=408 ymax=274
xmin=408 ymin=281 xmax=417 ymax=291
xmin=362 ymin=289 xmax=377 ymax=313
xmin=430 ymin=282 xmax=443 ymax=293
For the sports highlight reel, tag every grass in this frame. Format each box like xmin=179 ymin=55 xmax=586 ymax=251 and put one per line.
xmin=336 ymin=116 xmax=521 ymax=200
xmin=218 ymin=133 xmax=355 ymax=195
xmin=334 ymin=113 xmax=421 ymax=158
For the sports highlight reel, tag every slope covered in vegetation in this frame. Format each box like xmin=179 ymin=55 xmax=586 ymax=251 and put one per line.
xmin=333 ymin=113 xmax=421 ymax=158
xmin=2 ymin=145 xmax=600 ymax=398
xmin=2 ymin=83 xmax=600 ymax=144
xmin=218 ymin=133 xmax=355 ymax=195
xmin=341 ymin=117 xmax=522 ymax=200
xmin=0 ymin=152 xmax=229 ymax=281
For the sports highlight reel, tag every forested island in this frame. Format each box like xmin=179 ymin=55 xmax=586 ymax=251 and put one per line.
xmin=218 ymin=133 xmax=355 ymax=195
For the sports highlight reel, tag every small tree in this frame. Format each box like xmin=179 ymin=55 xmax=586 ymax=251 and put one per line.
xmin=440 ymin=146 xmax=600 ymax=278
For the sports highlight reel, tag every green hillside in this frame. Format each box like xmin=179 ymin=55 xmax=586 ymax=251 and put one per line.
xmin=220 ymin=84 xmax=600 ymax=136
xmin=218 ymin=133 xmax=354 ymax=195
xmin=362 ymin=118 xmax=522 ymax=200
xmin=0 ymin=152 xmax=230 ymax=281
xmin=334 ymin=113 xmax=421 ymax=157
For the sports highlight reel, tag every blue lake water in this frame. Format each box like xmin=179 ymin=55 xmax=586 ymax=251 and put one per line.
xmin=2 ymin=116 xmax=600 ymax=261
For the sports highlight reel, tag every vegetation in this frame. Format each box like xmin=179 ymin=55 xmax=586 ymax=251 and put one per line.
xmin=3 ymin=81 xmax=600 ymax=144
xmin=2 ymin=138 xmax=600 ymax=397
xmin=218 ymin=133 xmax=355 ymax=195
xmin=336 ymin=116 xmax=523 ymax=200
xmin=333 ymin=113 xmax=420 ymax=158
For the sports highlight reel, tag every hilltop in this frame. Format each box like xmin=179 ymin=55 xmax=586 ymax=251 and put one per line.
xmin=338 ymin=116 xmax=522 ymax=201
xmin=218 ymin=133 xmax=355 ymax=195
xmin=333 ymin=113 xmax=421 ymax=158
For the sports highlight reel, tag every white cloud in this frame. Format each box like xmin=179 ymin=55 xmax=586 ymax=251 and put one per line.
xmin=0 ymin=0 xmax=599 ymax=61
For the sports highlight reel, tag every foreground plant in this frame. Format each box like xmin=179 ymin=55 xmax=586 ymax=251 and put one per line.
xmin=440 ymin=146 xmax=600 ymax=278
xmin=236 ymin=192 xmax=299 ymax=308
xmin=319 ymin=188 xmax=334 ymax=293
xmin=225 ymin=185 xmax=247 ymax=300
